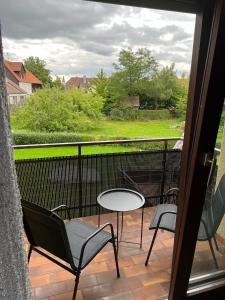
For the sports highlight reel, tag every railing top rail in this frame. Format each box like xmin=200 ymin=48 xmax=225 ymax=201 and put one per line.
xmin=13 ymin=137 xmax=182 ymax=149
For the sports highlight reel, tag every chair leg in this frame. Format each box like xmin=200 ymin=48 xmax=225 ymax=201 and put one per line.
xmin=213 ymin=235 xmax=219 ymax=251
xmin=112 ymin=238 xmax=120 ymax=278
xmin=72 ymin=274 xmax=80 ymax=300
xmin=145 ymin=228 xmax=159 ymax=266
xmin=28 ymin=245 xmax=33 ymax=263
xmin=208 ymin=239 xmax=219 ymax=269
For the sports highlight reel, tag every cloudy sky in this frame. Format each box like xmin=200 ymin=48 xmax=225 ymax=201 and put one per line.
xmin=0 ymin=0 xmax=196 ymax=80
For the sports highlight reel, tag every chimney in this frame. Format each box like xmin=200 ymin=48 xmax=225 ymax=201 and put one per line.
xmin=83 ymin=75 xmax=87 ymax=84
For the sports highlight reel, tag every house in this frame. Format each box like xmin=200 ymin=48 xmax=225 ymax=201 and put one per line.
xmin=65 ymin=75 xmax=95 ymax=90
xmin=4 ymin=60 xmax=42 ymax=95
xmin=6 ymin=78 xmax=27 ymax=109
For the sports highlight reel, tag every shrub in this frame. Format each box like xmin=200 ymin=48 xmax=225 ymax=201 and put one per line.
xmin=13 ymin=131 xmax=94 ymax=145
xmin=12 ymin=88 xmax=104 ymax=132
xmin=110 ymin=108 xmax=172 ymax=121
xmin=136 ymin=109 xmax=171 ymax=120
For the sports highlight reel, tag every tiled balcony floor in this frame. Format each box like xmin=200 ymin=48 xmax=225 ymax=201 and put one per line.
xmin=28 ymin=207 xmax=225 ymax=300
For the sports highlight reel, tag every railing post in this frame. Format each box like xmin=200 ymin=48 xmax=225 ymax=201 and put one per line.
xmin=78 ymin=144 xmax=83 ymax=217
xmin=160 ymin=140 xmax=168 ymax=203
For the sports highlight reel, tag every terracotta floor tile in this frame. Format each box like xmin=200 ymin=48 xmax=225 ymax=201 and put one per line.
xmin=31 ymin=274 xmax=50 ymax=288
xmin=28 ymin=208 xmax=179 ymax=300
xmin=82 ymin=283 xmax=113 ymax=299
xmin=132 ymin=284 xmax=166 ymax=300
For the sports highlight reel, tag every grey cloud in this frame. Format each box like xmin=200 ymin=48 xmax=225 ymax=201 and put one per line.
xmin=0 ymin=0 xmax=194 ymax=75
xmin=0 ymin=0 xmax=123 ymax=39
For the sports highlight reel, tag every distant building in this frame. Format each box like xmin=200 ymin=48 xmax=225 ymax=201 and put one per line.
xmin=121 ymin=96 xmax=140 ymax=109
xmin=6 ymin=78 xmax=27 ymax=109
xmin=65 ymin=76 xmax=95 ymax=90
xmin=4 ymin=60 xmax=42 ymax=95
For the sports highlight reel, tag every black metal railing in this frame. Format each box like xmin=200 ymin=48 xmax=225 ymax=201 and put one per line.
xmin=14 ymin=137 xmax=182 ymax=219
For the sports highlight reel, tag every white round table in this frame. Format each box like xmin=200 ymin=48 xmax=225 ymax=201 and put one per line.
xmin=97 ymin=188 xmax=145 ymax=249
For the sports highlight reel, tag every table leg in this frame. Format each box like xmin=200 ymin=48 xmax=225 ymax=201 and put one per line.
xmin=98 ymin=205 xmax=100 ymax=228
xmin=120 ymin=212 xmax=124 ymax=240
xmin=140 ymin=207 xmax=144 ymax=248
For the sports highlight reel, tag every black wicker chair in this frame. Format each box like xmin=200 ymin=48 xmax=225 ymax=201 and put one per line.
xmin=22 ymin=201 xmax=120 ymax=300
xmin=145 ymin=173 xmax=225 ymax=269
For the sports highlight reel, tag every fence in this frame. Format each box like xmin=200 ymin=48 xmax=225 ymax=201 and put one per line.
xmin=14 ymin=138 xmax=182 ymax=219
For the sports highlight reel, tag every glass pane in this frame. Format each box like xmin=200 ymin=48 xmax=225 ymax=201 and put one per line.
xmin=188 ymin=100 xmax=225 ymax=292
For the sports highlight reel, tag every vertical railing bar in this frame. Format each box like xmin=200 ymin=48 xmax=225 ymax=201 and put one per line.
xmin=95 ymin=154 xmax=98 ymax=216
xmin=160 ymin=140 xmax=168 ymax=203
xmin=78 ymin=145 xmax=83 ymax=217
xmin=68 ymin=152 xmax=76 ymax=218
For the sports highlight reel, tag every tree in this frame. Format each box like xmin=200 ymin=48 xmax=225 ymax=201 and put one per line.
xmin=113 ymin=48 xmax=158 ymax=96
xmin=24 ymin=56 xmax=52 ymax=86
xmin=142 ymin=64 xmax=188 ymax=111
xmin=14 ymin=87 xmax=104 ymax=132
xmin=93 ymin=69 xmax=109 ymax=99
xmin=51 ymin=76 xmax=64 ymax=90
xmin=0 ymin=27 xmax=32 ymax=299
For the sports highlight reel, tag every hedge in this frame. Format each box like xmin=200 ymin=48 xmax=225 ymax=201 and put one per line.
xmin=13 ymin=131 xmax=95 ymax=145
xmin=136 ymin=109 xmax=172 ymax=120
xmin=12 ymin=131 xmax=178 ymax=150
xmin=110 ymin=108 xmax=172 ymax=121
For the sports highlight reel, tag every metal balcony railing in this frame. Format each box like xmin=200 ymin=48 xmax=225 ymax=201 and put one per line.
xmin=14 ymin=137 xmax=183 ymax=218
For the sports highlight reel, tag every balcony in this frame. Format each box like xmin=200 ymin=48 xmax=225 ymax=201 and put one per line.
xmin=15 ymin=138 xmax=223 ymax=299
xmin=27 ymin=207 xmax=224 ymax=300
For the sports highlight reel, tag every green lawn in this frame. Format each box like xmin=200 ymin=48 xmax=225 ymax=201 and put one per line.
xmin=14 ymin=145 xmax=138 ymax=160
xmin=14 ymin=119 xmax=182 ymax=160
xmin=81 ymin=119 xmax=181 ymax=138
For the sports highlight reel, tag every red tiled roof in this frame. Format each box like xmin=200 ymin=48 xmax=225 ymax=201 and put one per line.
xmin=6 ymin=79 xmax=27 ymax=95
xmin=4 ymin=60 xmax=42 ymax=85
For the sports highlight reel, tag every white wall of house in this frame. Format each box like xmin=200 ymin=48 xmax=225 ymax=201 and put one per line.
xmin=8 ymin=94 xmax=27 ymax=106
xmin=19 ymin=82 xmax=32 ymax=94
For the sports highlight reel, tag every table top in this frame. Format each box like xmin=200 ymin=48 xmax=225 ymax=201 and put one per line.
xmin=97 ymin=188 xmax=145 ymax=212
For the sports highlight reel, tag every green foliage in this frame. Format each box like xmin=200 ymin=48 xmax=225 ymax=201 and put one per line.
xmin=136 ymin=109 xmax=172 ymax=120
xmin=13 ymin=131 xmax=94 ymax=145
xmin=51 ymin=76 xmax=64 ymax=90
xmin=110 ymin=105 xmax=136 ymax=121
xmin=113 ymin=48 xmax=158 ymax=96
xmin=13 ymin=88 xmax=103 ymax=132
xmin=99 ymin=48 xmax=188 ymax=116
xmin=24 ymin=56 xmax=52 ymax=85
xmin=110 ymin=107 xmax=172 ymax=121
xmin=141 ymin=64 xmax=188 ymax=111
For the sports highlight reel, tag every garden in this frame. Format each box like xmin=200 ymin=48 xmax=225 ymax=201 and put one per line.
xmin=11 ymin=48 xmax=188 ymax=159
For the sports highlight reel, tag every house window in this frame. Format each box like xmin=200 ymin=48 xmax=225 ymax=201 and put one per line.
xmin=12 ymin=96 xmax=17 ymax=104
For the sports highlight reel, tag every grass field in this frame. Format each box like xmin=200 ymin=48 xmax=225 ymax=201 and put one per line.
xmin=81 ymin=119 xmax=181 ymax=138
xmin=14 ymin=119 xmax=182 ymax=160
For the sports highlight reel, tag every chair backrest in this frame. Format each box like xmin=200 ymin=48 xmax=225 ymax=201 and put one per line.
xmin=200 ymin=173 xmax=225 ymax=239
xmin=22 ymin=201 xmax=74 ymax=267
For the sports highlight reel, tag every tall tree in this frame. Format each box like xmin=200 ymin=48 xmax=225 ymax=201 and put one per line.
xmin=0 ymin=27 xmax=32 ymax=299
xmin=113 ymin=48 xmax=158 ymax=96
xmin=24 ymin=56 xmax=52 ymax=85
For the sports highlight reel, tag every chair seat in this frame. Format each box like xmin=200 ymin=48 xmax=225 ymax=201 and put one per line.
xmin=66 ymin=219 xmax=112 ymax=269
xmin=150 ymin=204 xmax=177 ymax=232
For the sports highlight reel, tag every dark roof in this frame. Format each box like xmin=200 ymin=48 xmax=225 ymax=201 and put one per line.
xmin=65 ymin=76 xmax=95 ymax=90
xmin=4 ymin=60 xmax=43 ymax=85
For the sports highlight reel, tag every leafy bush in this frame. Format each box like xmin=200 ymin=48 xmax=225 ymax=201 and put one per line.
xmin=12 ymin=88 xmax=103 ymax=132
xmin=110 ymin=108 xmax=172 ymax=121
xmin=136 ymin=109 xmax=171 ymax=120
xmin=13 ymin=131 xmax=95 ymax=145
